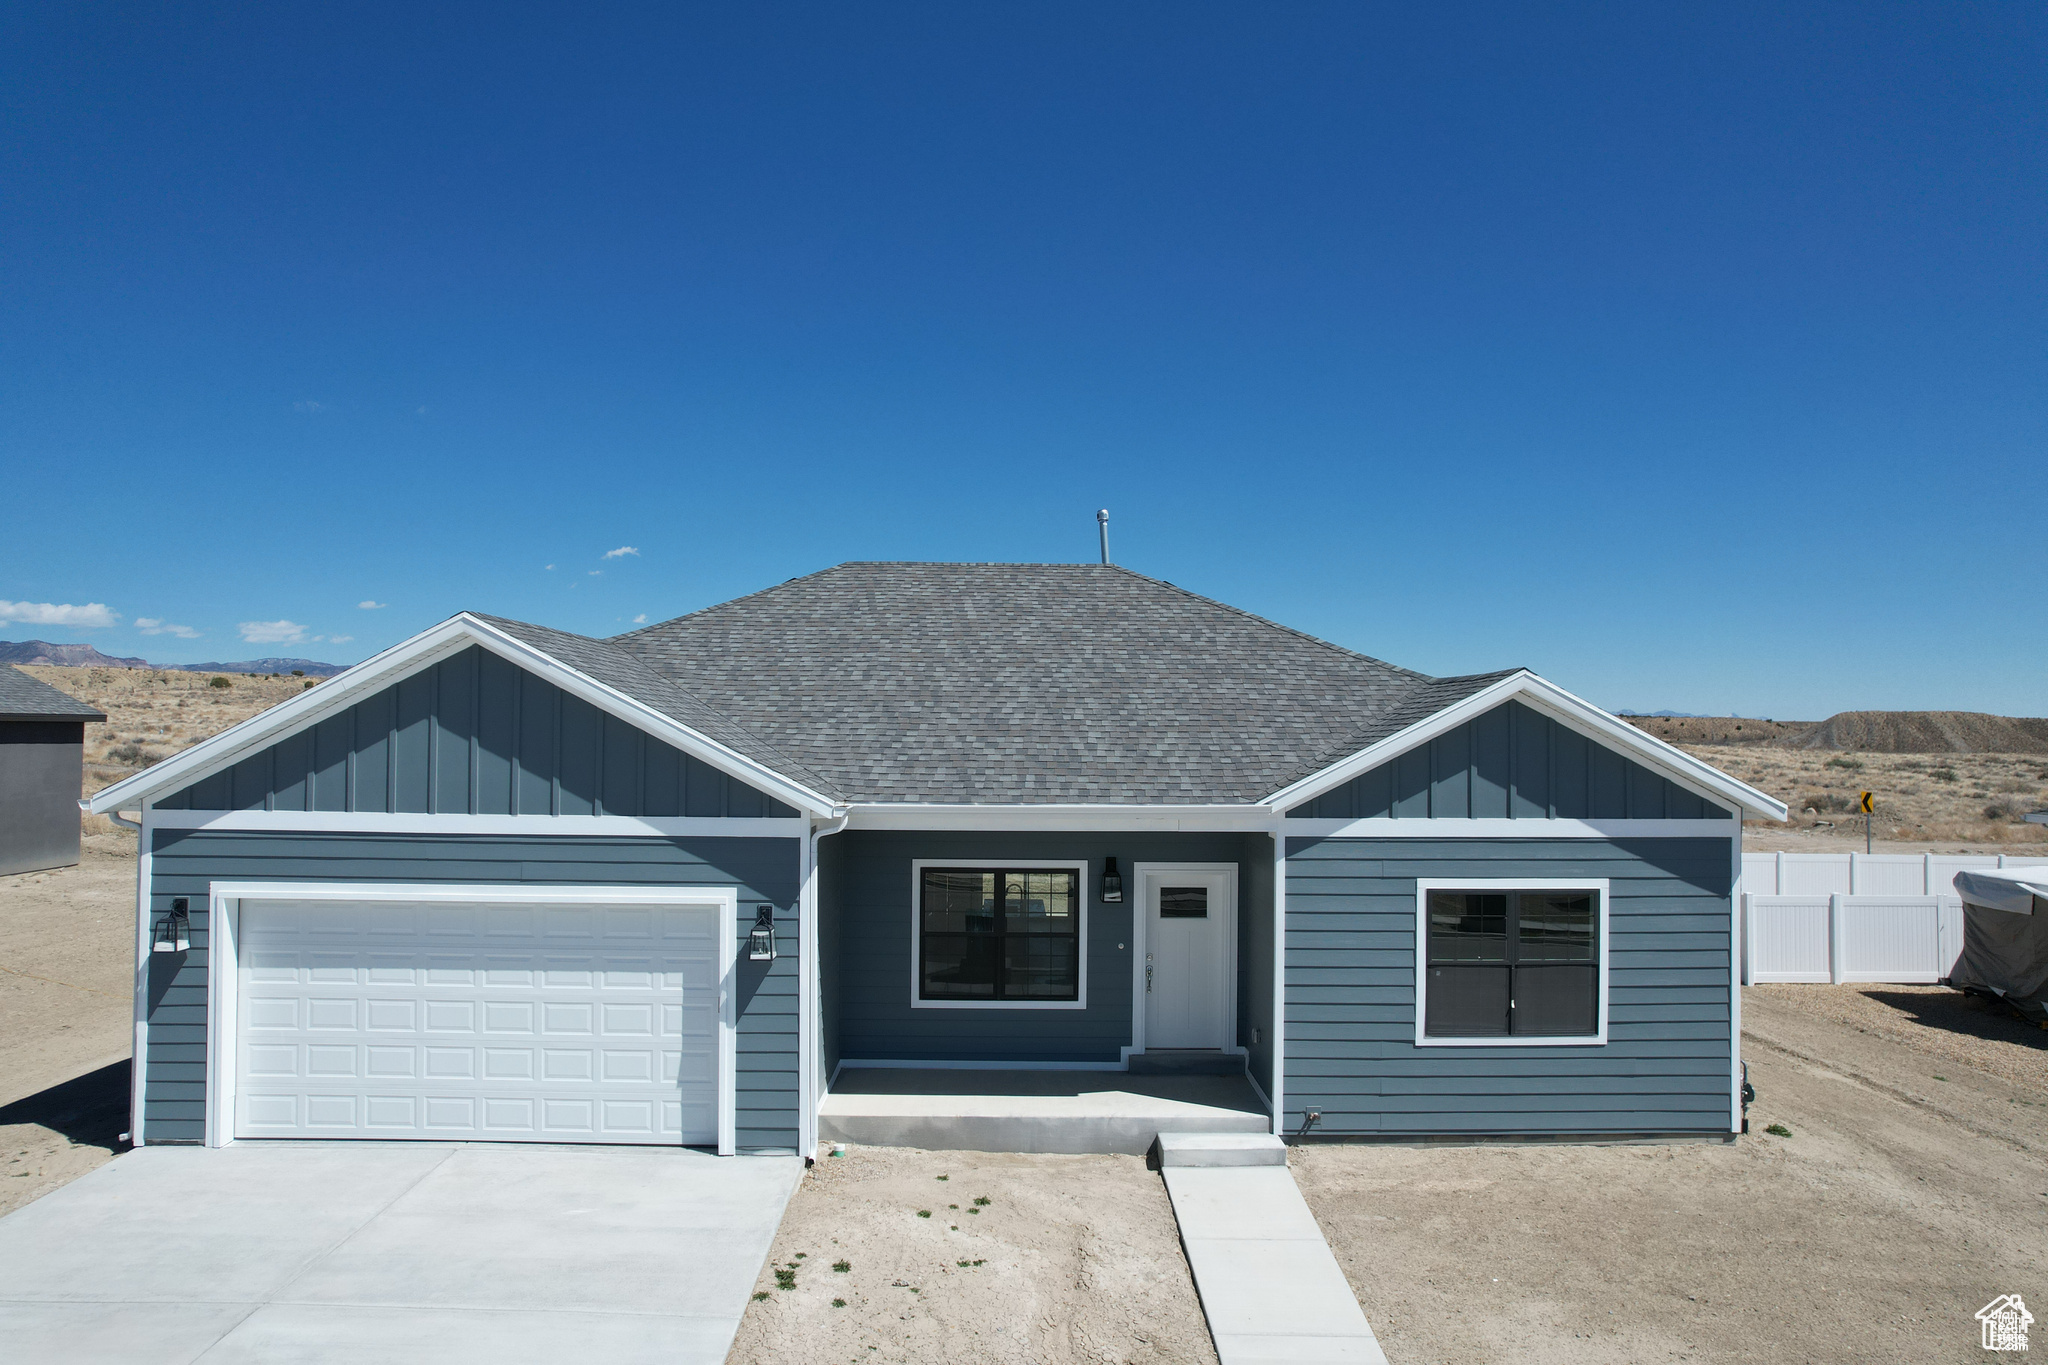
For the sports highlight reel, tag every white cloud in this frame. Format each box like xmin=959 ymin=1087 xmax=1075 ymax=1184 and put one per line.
xmin=0 ymin=600 xmax=120 ymax=629
xmin=602 ymin=546 xmax=640 ymax=559
xmin=358 ymin=600 xmax=386 ymax=610
xmin=136 ymin=617 xmax=201 ymax=639
xmin=326 ymin=635 xmax=354 ymax=645
xmin=545 ymin=564 xmax=556 ymax=571
xmin=588 ymin=570 xmax=602 ymax=577
xmin=293 ymin=400 xmax=327 ymax=413
xmin=239 ymin=619 xmax=307 ymax=645
xmin=631 ymin=614 xmax=649 ymax=625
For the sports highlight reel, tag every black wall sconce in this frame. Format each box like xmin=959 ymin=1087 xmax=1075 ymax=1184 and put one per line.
xmin=747 ymin=906 xmax=777 ymax=961
xmin=1099 ymin=858 xmax=1124 ymax=904
xmin=152 ymin=897 xmax=191 ymax=954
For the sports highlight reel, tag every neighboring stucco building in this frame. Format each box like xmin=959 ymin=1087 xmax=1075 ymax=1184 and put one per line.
xmin=1 ymin=666 xmax=105 ymax=876
xmin=84 ymin=563 xmax=1785 ymax=1154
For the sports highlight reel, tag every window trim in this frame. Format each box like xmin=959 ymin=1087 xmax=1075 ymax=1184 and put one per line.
xmin=1413 ymin=878 xmax=1610 ymax=1047
xmin=909 ymin=859 xmax=1089 ymax=1011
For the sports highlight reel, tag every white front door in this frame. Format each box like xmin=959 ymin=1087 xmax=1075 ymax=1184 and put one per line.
xmin=235 ymin=896 xmax=720 ymax=1145
xmin=1142 ymin=868 xmax=1233 ymax=1049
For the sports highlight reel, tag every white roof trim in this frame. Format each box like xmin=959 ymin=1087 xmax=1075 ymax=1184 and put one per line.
xmin=843 ymin=803 xmax=1275 ymax=832
xmin=85 ymin=613 xmax=839 ymax=818
xmin=1260 ymin=671 xmax=1789 ymax=822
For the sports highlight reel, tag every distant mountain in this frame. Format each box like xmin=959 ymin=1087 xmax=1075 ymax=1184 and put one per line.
xmin=1616 ymin=709 xmax=1702 ymax=718
xmin=0 ymin=640 xmax=348 ymax=677
xmin=164 ymin=657 xmax=350 ymax=677
xmin=0 ymin=639 xmax=151 ymax=668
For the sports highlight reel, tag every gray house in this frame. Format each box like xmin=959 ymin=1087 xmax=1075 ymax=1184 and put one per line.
xmin=85 ymin=564 xmax=1784 ymax=1155
xmin=2 ymin=666 xmax=105 ymax=876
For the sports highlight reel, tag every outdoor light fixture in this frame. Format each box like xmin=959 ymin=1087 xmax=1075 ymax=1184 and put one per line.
xmin=152 ymin=898 xmax=191 ymax=954
xmin=747 ymin=906 xmax=777 ymax=961
xmin=1099 ymin=858 xmax=1124 ymax=904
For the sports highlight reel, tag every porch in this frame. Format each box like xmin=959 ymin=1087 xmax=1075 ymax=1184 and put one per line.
xmin=818 ymin=1067 xmax=1271 ymax=1155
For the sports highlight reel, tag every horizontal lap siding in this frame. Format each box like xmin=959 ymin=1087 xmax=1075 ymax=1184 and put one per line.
xmin=1284 ymin=837 xmax=1733 ymax=1137
xmin=145 ymin=830 xmax=801 ymax=1150
xmin=833 ymin=831 xmax=1256 ymax=1065
xmin=154 ymin=645 xmax=797 ymax=819
xmin=1291 ymin=701 xmax=1732 ymax=821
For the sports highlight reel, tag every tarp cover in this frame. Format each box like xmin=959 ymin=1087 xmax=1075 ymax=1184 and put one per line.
xmin=1954 ymin=867 xmax=2048 ymax=915
xmin=1950 ymin=870 xmax=2048 ymax=1021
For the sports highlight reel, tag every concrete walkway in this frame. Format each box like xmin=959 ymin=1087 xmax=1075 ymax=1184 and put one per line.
xmin=1163 ymin=1164 xmax=1389 ymax=1364
xmin=0 ymin=1143 xmax=802 ymax=1365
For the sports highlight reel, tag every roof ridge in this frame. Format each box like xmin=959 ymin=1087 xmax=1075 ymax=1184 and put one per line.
xmin=1096 ymin=564 xmax=1432 ymax=681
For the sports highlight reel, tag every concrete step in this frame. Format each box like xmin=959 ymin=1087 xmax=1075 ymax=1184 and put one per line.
xmin=1154 ymin=1131 xmax=1288 ymax=1168
xmin=1126 ymin=1050 xmax=1246 ymax=1076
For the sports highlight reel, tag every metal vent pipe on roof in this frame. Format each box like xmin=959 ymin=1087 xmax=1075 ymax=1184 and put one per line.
xmin=1097 ymin=508 xmax=1111 ymax=565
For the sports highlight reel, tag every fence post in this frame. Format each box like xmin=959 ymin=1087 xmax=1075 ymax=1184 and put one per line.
xmin=1775 ymin=851 xmax=1785 ymax=896
xmin=1829 ymin=894 xmax=1846 ymax=985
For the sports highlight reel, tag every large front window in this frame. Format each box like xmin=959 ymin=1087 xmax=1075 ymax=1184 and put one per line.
xmin=919 ymin=867 xmax=1080 ymax=1003
xmin=1421 ymin=885 xmax=1602 ymax=1040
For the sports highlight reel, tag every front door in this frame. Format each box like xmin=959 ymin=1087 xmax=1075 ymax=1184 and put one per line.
xmin=1143 ymin=868 xmax=1232 ymax=1049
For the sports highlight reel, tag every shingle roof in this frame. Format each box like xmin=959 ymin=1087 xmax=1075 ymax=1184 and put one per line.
xmin=0 ymin=666 xmax=108 ymax=723
xmin=489 ymin=562 xmax=1513 ymax=806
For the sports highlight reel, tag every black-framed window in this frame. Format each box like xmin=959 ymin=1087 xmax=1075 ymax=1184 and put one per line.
xmin=919 ymin=868 xmax=1081 ymax=1003
xmin=1423 ymin=889 xmax=1598 ymax=1038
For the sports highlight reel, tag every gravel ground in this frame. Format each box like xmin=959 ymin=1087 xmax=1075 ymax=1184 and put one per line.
xmin=0 ymin=834 xmax=136 ymax=1216
xmin=1752 ymin=983 xmax=2048 ymax=1092
xmin=728 ymin=1145 xmax=1217 ymax=1365
xmin=1295 ymin=987 xmax=2047 ymax=1365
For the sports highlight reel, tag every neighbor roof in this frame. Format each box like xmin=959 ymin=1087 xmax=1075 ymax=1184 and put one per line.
xmin=488 ymin=562 xmax=1518 ymax=805
xmin=0 ymin=666 xmax=108 ymax=723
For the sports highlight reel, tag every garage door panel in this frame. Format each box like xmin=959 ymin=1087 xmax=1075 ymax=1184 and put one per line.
xmin=236 ymin=897 xmax=721 ymax=1145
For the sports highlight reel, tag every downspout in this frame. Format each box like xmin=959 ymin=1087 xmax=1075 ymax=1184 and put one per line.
xmin=801 ymin=812 xmax=850 ymax=1160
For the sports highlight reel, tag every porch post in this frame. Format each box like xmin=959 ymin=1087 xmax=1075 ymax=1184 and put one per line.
xmin=1271 ymin=825 xmax=1287 ymax=1138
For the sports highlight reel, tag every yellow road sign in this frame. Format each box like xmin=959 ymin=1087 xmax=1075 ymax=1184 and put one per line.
xmin=1858 ymin=791 xmax=1875 ymax=814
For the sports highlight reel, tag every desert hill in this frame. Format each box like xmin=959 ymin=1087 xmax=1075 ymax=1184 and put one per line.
xmin=1623 ymin=710 xmax=2048 ymax=755
xmin=0 ymin=639 xmax=346 ymax=676
xmin=0 ymin=639 xmax=149 ymax=669
xmin=1778 ymin=711 xmax=2048 ymax=755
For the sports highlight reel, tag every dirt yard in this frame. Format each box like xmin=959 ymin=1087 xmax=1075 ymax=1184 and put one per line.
xmin=1295 ymin=986 xmax=2047 ymax=1365
xmin=0 ymin=833 xmax=138 ymax=1216
xmin=728 ymin=1146 xmax=1218 ymax=1365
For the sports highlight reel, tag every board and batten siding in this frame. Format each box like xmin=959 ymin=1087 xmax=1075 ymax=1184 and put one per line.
xmin=154 ymin=644 xmax=798 ymax=819
xmin=829 ymin=831 xmax=1262 ymax=1065
xmin=1284 ymin=836 xmax=1734 ymax=1137
xmin=143 ymin=830 xmax=803 ymax=1151
xmin=1290 ymin=700 xmax=1731 ymax=821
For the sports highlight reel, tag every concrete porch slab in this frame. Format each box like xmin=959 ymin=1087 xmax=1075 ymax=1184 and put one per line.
xmin=820 ymin=1068 xmax=1270 ymax=1154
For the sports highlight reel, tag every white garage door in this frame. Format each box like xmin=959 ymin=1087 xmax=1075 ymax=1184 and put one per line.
xmin=235 ymin=896 xmax=721 ymax=1145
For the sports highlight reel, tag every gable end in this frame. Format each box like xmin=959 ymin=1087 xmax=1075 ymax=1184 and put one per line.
xmin=1287 ymin=699 xmax=1733 ymax=820
xmin=153 ymin=645 xmax=798 ymax=818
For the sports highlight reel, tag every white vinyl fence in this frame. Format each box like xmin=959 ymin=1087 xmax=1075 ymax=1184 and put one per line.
xmin=1738 ymin=853 xmax=2048 ymax=986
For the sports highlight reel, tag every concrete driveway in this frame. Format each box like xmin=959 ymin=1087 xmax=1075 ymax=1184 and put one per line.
xmin=0 ymin=1143 xmax=803 ymax=1364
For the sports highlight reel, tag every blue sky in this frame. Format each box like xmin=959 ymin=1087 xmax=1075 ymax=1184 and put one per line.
xmin=3 ymin=3 xmax=2042 ymax=718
